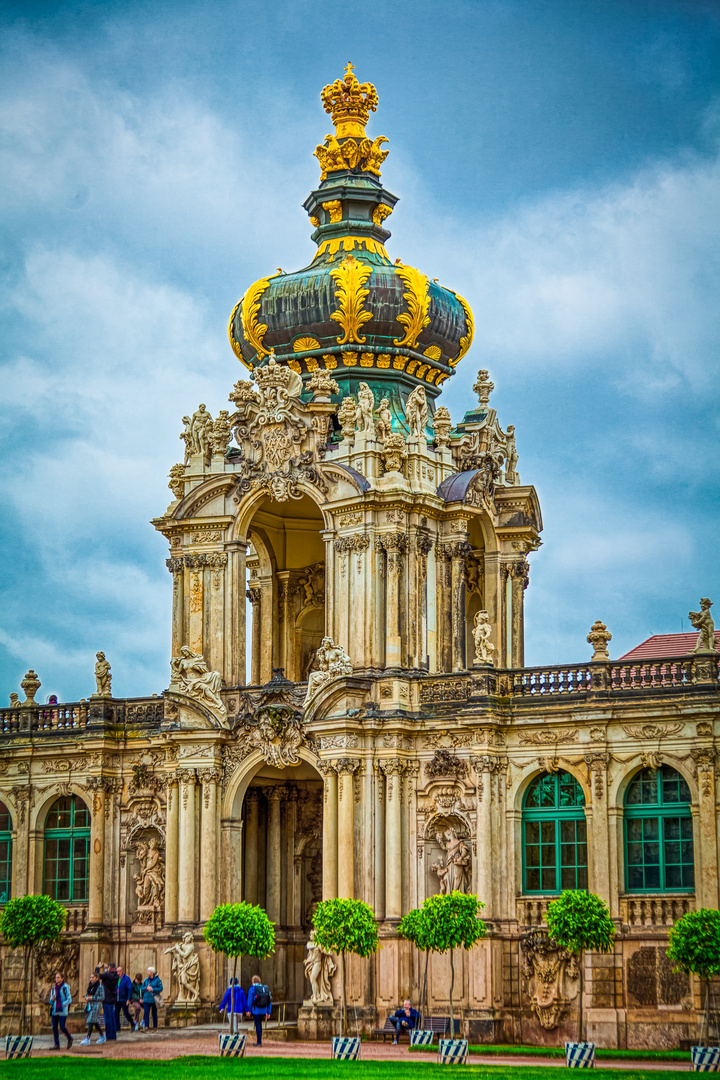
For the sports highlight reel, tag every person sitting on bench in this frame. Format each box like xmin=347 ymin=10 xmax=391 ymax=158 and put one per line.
xmin=389 ymin=999 xmax=420 ymax=1044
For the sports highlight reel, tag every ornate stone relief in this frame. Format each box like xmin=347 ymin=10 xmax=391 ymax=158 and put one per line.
xmin=621 ymin=722 xmax=684 ymax=739
xmin=425 ymin=749 xmax=467 ymax=781
xmin=231 ymin=672 xmax=316 ymax=770
xmin=518 ymin=730 xmax=579 ymax=746
xmin=521 ymin=930 xmax=578 ymax=1030
xmin=133 ymin=835 xmax=166 ymax=925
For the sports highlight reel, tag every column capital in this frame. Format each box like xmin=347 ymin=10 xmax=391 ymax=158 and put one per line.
xmin=263 ymin=784 xmax=285 ymax=802
xmin=378 ymin=758 xmax=407 ymax=777
xmin=470 ymin=754 xmax=507 ymax=775
xmin=334 ymin=757 xmax=361 ymax=776
xmin=176 ymin=768 xmax=197 ymax=785
xmin=198 ymin=767 xmax=222 ymax=785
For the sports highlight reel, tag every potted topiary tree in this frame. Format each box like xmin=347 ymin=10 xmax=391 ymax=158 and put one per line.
xmin=545 ymin=889 xmax=615 ymax=1068
xmin=666 ymin=907 xmax=720 ymax=1071
xmin=312 ymin=897 xmax=379 ymax=1058
xmin=398 ymin=903 xmax=436 ymax=1045
xmin=203 ymin=901 xmax=275 ymax=1057
xmin=0 ymin=894 xmax=66 ymax=1057
xmin=420 ymin=891 xmax=487 ymax=1063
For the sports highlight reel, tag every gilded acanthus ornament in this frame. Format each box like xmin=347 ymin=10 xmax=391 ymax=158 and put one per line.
xmin=393 ymin=263 xmax=431 ymax=348
xmin=240 ymin=271 xmax=281 ymax=360
xmin=452 ymin=293 xmax=474 ymax=365
xmin=404 ymin=385 xmax=428 ymax=438
xmin=372 ymin=203 xmax=392 ymax=227
xmin=689 ymin=598 xmax=716 ymax=653
xmin=330 ymin=254 xmax=374 ymax=345
xmin=304 ymin=636 xmax=353 ymax=706
xmin=472 ymin=611 xmax=495 ymax=666
xmin=587 ymin=620 xmax=612 ymax=661
xmin=170 ymin=646 xmax=227 ymax=725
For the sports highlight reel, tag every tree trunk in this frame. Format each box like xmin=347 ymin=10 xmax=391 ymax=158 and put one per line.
xmin=20 ymin=945 xmax=29 ymax=1037
xmin=578 ymin=950 xmax=584 ymax=1044
xmin=230 ymin=955 xmax=238 ymax=1033
xmin=704 ymin=977 xmax=711 ymax=1049
xmin=449 ymin=948 xmax=455 ymax=1038
xmin=420 ymin=948 xmax=430 ymax=1029
xmin=340 ymin=952 xmax=347 ymax=1037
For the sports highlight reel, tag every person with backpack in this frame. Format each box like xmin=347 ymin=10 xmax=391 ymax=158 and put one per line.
xmin=246 ymin=975 xmax=271 ymax=1047
xmin=49 ymin=971 xmax=73 ymax=1050
xmin=219 ymin=977 xmax=247 ymax=1033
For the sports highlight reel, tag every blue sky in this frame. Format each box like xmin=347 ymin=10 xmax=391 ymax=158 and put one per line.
xmin=1 ymin=0 xmax=719 ymax=701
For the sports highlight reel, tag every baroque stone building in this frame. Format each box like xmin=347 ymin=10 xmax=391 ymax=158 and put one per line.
xmin=1 ymin=66 xmax=719 ymax=1048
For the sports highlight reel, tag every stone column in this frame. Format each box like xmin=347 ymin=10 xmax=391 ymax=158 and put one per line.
xmin=186 ymin=560 xmax=204 ymax=656
xmin=383 ymin=537 xmax=406 ymax=668
xmin=9 ymin=785 xmax=31 ymax=899
xmin=225 ymin=541 xmax=247 ymax=686
xmin=509 ymin=560 xmax=529 ymax=668
xmin=450 ymin=540 xmax=471 ymax=672
xmin=415 ymin=533 xmax=433 ymax=670
xmin=436 ymin=545 xmax=453 ymax=673
xmin=692 ymin=750 xmax=719 ymax=907
xmin=374 ymin=766 xmax=386 ymax=921
xmin=247 ymin=588 xmax=262 ymax=685
xmin=199 ymin=768 xmax=220 ymax=921
xmin=177 ymin=769 xmax=197 ymax=925
xmin=167 ymin=558 xmax=185 ymax=658
xmin=584 ymin=754 xmax=611 ymax=906
xmin=87 ymin=779 xmax=106 ymax=928
xmin=472 ymin=756 xmax=496 ymax=916
xmin=265 ymin=787 xmax=282 ymax=923
xmin=381 ymin=760 xmax=405 ymax=920
xmin=321 ymin=766 xmax=338 ymax=900
xmin=244 ymin=789 xmax=259 ymax=905
xmin=164 ymin=776 xmax=179 ymax=927
xmin=336 ymin=760 xmax=359 ymax=898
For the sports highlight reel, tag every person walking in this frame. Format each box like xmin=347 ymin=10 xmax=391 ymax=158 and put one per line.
xmin=219 ymin=977 xmax=247 ymax=1032
xmin=97 ymin=963 xmax=119 ymax=1041
xmin=388 ymin=999 xmax=420 ymax=1044
xmin=49 ymin=971 xmax=73 ymax=1050
xmin=140 ymin=966 xmax=163 ymax=1032
xmin=246 ymin=974 xmax=271 ymax=1047
xmin=81 ymin=971 xmax=105 ymax=1045
xmin=116 ymin=965 xmax=135 ymax=1031
xmin=130 ymin=972 xmax=143 ymax=1030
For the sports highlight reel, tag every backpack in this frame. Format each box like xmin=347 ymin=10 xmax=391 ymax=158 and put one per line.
xmin=253 ymin=985 xmax=271 ymax=1010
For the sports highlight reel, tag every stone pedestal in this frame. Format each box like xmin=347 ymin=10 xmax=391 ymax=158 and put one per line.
xmin=165 ymin=1001 xmax=201 ymax=1028
xmin=298 ymin=1003 xmax=338 ymax=1040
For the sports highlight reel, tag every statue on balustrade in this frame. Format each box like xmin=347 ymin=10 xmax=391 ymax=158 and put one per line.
xmin=304 ymin=637 xmax=353 ymax=705
xmin=404 ymin=385 xmax=428 ymax=438
xmin=170 ymin=646 xmax=227 ymax=722
xmin=689 ymin=598 xmax=716 ymax=653
xmin=303 ymin=929 xmax=336 ymax=1005
xmin=165 ymin=931 xmax=200 ymax=1004
xmin=356 ymin=382 xmax=376 ymax=436
xmin=94 ymin=652 xmax=112 ymax=697
xmin=472 ymin=610 xmax=495 ymax=666
xmin=431 ymin=827 xmax=471 ymax=894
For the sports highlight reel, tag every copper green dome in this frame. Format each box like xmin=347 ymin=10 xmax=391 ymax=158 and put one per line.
xmin=228 ymin=64 xmax=473 ymax=420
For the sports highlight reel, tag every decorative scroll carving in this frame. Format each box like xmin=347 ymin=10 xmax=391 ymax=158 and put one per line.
xmin=621 ymin=722 xmax=685 ymax=739
xmin=584 ymin=753 xmax=610 ymax=797
xmin=521 ymin=930 xmax=578 ymax=1030
xmin=519 ymin=730 xmax=579 ymax=746
xmin=425 ymin=749 xmax=467 ymax=781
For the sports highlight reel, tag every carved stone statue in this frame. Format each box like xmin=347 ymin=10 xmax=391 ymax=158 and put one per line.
xmin=690 ymin=598 xmax=716 ymax=653
xmin=211 ymin=410 xmax=232 ymax=455
xmin=170 ymin=646 xmax=227 ymax=722
xmin=8 ymin=693 xmax=20 ymax=707
xmin=134 ymin=835 xmax=166 ymax=919
xmin=180 ymin=416 xmax=193 ymax=463
xmin=432 ymin=405 xmax=452 ymax=449
xmin=381 ymin=432 xmax=407 ymax=474
xmin=472 ymin=611 xmax=495 ymax=665
xmin=356 ymin=382 xmax=376 ymax=436
xmin=303 ymin=929 xmax=336 ymax=1005
xmin=304 ymin=636 xmax=353 ymax=705
xmin=431 ymin=828 xmax=471 ymax=894
xmin=404 ymin=385 xmax=428 ymax=438
xmin=94 ymin=652 xmax=112 ymax=697
xmin=165 ymin=931 xmax=200 ymax=1004
xmin=337 ymin=396 xmax=358 ymax=440
xmin=189 ymin=404 xmax=214 ymax=465
xmin=375 ymin=397 xmax=393 ymax=441
xmin=307 ymin=370 xmax=339 ymax=399
xmin=504 ymin=424 xmax=518 ymax=484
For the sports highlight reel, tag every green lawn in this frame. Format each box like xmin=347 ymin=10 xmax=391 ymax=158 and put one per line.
xmin=1 ymin=1058 xmax=691 ymax=1079
xmin=409 ymin=1045 xmax=687 ymax=1062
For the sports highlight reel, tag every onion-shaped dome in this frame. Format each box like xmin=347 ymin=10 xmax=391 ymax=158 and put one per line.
xmin=228 ymin=64 xmax=473 ymax=425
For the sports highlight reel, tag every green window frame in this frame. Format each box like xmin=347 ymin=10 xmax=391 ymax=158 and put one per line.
xmin=624 ymin=765 xmax=694 ymax=893
xmin=44 ymin=795 xmax=91 ymax=903
xmin=522 ymin=771 xmax=588 ymax=895
xmin=0 ymin=802 xmax=12 ymax=904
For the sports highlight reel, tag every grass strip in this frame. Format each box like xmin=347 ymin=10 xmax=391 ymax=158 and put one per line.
xmin=408 ymin=1044 xmax=687 ymax=1062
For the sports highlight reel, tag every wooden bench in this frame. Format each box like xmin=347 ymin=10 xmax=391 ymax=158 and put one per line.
xmin=372 ymin=1015 xmax=460 ymax=1042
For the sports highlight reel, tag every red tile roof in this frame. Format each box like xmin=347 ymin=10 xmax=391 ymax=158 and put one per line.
xmin=619 ymin=632 xmax=720 ymax=661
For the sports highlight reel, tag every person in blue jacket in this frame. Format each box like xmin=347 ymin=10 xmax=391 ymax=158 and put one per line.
xmin=140 ymin=966 xmax=163 ymax=1031
xmin=389 ymin=999 xmax=420 ymax=1044
xmin=246 ymin=974 xmax=272 ymax=1047
xmin=49 ymin=971 xmax=73 ymax=1050
xmin=219 ymin=977 xmax=247 ymax=1031
xmin=116 ymin=965 xmax=135 ymax=1031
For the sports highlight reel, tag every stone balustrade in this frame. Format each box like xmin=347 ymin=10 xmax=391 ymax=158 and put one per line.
xmin=0 ymin=695 xmax=164 ymax=735
xmin=516 ymin=897 xmax=549 ymax=927
xmin=620 ymin=895 xmax=695 ymax=929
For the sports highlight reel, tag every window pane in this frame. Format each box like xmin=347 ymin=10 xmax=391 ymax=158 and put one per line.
xmin=561 ymin=865 xmax=576 ymax=889
xmin=577 ymin=864 xmax=588 ymax=889
xmin=526 ymin=844 xmax=540 ymax=867
xmin=560 ymin=819 xmax=575 ymax=843
xmin=665 ymin=864 xmax=681 ymax=888
xmin=541 ymin=821 xmax=555 ymax=843
xmin=541 ymin=867 xmax=557 ymax=890
xmin=559 ymin=772 xmax=584 ymax=808
xmin=628 ymin=865 xmax=644 ymax=889
xmin=72 ymin=837 xmax=89 ymax=901
xmin=644 ymin=863 xmax=660 ymax=889
xmin=643 ymin=818 xmax=659 ymax=841
xmin=0 ymin=802 xmax=11 ymax=832
xmin=0 ymin=837 xmax=11 ymax=903
xmin=73 ymin=800 xmax=91 ymax=829
xmin=526 ymin=868 xmax=540 ymax=891
xmin=46 ymin=797 xmax=72 ymax=830
xmin=627 ymin=841 xmax=643 ymax=866
xmin=665 ymin=818 xmax=680 ymax=841
xmin=626 ymin=819 xmax=642 ymax=842
xmin=525 ymin=821 xmax=539 ymax=845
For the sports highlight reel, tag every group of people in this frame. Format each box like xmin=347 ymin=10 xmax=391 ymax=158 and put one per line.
xmin=49 ymin=964 xmax=164 ymax=1049
xmin=218 ymin=975 xmax=272 ymax=1047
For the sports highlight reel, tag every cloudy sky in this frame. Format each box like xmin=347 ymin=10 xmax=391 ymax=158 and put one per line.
xmin=1 ymin=0 xmax=719 ymax=702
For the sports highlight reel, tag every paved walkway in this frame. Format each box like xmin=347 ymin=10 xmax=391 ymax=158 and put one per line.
xmin=25 ymin=1026 xmax=690 ymax=1068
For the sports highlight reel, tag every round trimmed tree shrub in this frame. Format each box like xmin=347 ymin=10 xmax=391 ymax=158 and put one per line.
xmin=204 ymin=902 xmax=275 ymax=1027
xmin=667 ymin=908 xmax=720 ymax=1047
xmin=417 ymin=891 xmax=487 ymax=1036
xmin=0 ymin=894 xmax=66 ymax=1035
xmin=312 ymin=898 xmax=378 ymax=1036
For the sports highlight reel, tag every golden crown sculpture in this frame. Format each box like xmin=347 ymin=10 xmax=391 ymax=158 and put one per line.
xmin=321 ymin=62 xmax=379 ymax=137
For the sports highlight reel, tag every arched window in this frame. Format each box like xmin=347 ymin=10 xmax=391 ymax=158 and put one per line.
xmin=624 ymin=766 xmax=694 ymax=892
xmin=44 ymin=796 xmax=91 ymax=902
xmin=0 ymin=802 xmax=12 ymax=903
xmin=523 ymin=771 xmax=587 ymax=894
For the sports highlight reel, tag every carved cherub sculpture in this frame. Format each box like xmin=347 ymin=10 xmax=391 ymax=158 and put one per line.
xmin=472 ymin=610 xmax=495 ymax=665
xmin=375 ymin=398 xmax=393 ymax=441
xmin=689 ymin=598 xmax=716 ymax=653
xmin=94 ymin=652 xmax=112 ymax=697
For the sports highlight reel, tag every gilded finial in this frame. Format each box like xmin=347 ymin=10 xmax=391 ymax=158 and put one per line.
xmin=320 ymin=64 xmax=379 ymax=138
